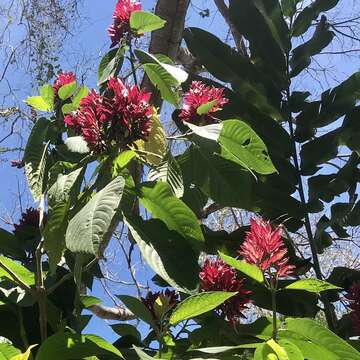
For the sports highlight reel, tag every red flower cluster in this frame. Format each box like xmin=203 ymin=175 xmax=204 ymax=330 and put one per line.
xmin=239 ymin=218 xmax=295 ymax=278
xmin=345 ymin=282 xmax=360 ymax=335
xmin=179 ymin=81 xmax=229 ymax=125
xmin=64 ymin=77 xmax=153 ymax=153
xmin=199 ymin=258 xmax=251 ymax=324
xmin=141 ymin=289 xmax=179 ymax=321
xmin=108 ymin=0 xmax=142 ymax=47
xmin=53 ymin=71 xmax=76 ymax=97
xmin=13 ymin=208 xmax=43 ymax=235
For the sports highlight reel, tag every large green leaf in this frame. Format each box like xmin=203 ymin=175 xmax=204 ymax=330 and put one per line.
xmin=25 ymin=84 xmax=54 ymax=111
xmin=133 ymin=347 xmax=159 ymax=360
xmin=169 ymin=291 xmax=237 ymax=325
xmin=219 ymin=120 xmax=277 ymax=175
xmin=139 ymin=181 xmax=204 ymax=251
xmin=285 ymin=279 xmax=341 ymax=293
xmin=135 ymin=49 xmax=188 ymax=106
xmin=0 ymin=343 xmax=21 ymax=359
xmin=229 ymin=0 xmax=287 ymax=81
xmin=58 ymin=81 xmax=77 ymax=101
xmin=66 ymin=176 xmax=124 ymax=256
xmin=125 ymin=217 xmax=199 ymax=293
xmin=35 ymin=332 xmax=123 ymax=360
xmin=183 ymin=27 xmax=283 ymax=121
xmin=281 ymin=0 xmax=302 ymax=17
xmin=130 ymin=11 xmax=166 ymax=34
xmin=117 ymin=295 xmax=153 ymax=326
xmin=292 ymin=0 xmax=340 ymax=37
xmin=290 ymin=24 xmax=334 ymax=77
xmin=285 ymin=318 xmax=360 ymax=359
xmin=24 ymin=118 xmax=50 ymax=201
xmin=147 ymin=153 xmax=184 ymax=198
xmin=0 ymin=256 xmax=35 ymax=286
xmin=0 ymin=229 xmax=25 ymax=259
xmin=219 ymin=252 xmax=264 ymax=284
xmin=98 ymin=47 xmax=125 ymax=86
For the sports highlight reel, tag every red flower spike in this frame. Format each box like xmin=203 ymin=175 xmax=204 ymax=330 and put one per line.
xmin=141 ymin=289 xmax=179 ymax=321
xmin=53 ymin=71 xmax=76 ymax=97
xmin=13 ymin=207 xmax=47 ymax=235
xmin=345 ymin=281 xmax=360 ymax=336
xmin=239 ymin=218 xmax=295 ymax=278
xmin=179 ymin=81 xmax=229 ymax=125
xmin=199 ymin=258 xmax=251 ymax=324
xmin=108 ymin=0 xmax=142 ymax=47
xmin=64 ymin=77 xmax=153 ymax=153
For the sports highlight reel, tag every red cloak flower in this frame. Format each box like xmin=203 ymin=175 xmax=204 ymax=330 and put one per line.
xmin=141 ymin=289 xmax=179 ymax=321
xmin=345 ymin=281 xmax=360 ymax=335
xmin=108 ymin=0 xmax=142 ymax=47
xmin=179 ymin=81 xmax=229 ymax=125
xmin=199 ymin=258 xmax=251 ymax=324
xmin=13 ymin=208 xmax=47 ymax=236
xmin=239 ymin=218 xmax=295 ymax=278
xmin=53 ymin=71 xmax=76 ymax=97
xmin=64 ymin=77 xmax=153 ymax=153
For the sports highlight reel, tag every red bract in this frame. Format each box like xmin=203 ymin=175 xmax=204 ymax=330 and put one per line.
xmin=64 ymin=77 xmax=153 ymax=153
xmin=239 ymin=218 xmax=295 ymax=278
xmin=179 ymin=81 xmax=229 ymax=125
xmin=141 ymin=289 xmax=179 ymax=321
xmin=13 ymin=207 xmax=44 ymax=235
xmin=53 ymin=71 xmax=76 ymax=96
xmin=108 ymin=0 xmax=142 ymax=47
xmin=199 ymin=258 xmax=251 ymax=324
xmin=345 ymin=282 xmax=360 ymax=335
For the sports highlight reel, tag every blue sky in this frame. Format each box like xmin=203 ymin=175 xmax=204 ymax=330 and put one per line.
xmin=0 ymin=0 xmax=359 ymax=343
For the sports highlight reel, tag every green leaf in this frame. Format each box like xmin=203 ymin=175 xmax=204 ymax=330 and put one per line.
xmin=0 ymin=229 xmax=26 ymax=259
xmin=10 ymin=344 xmax=37 ymax=360
xmin=290 ymin=24 xmax=334 ymax=77
xmin=281 ymin=0 xmax=302 ymax=17
xmin=112 ymin=151 xmax=136 ymax=177
xmin=142 ymin=64 xmax=180 ymax=106
xmin=148 ymin=153 xmax=184 ymax=198
xmin=185 ymin=122 xmax=221 ymax=141
xmin=219 ymin=119 xmax=277 ymax=175
xmin=130 ymin=11 xmax=166 ymax=34
xmin=58 ymin=81 xmax=77 ymax=100
xmin=133 ymin=347 xmax=159 ymax=360
xmin=125 ymin=217 xmax=198 ymax=293
xmin=72 ymin=86 xmax=89 ymax=107
xmin=47 ymin=167 xmax=83 ymax=208
xmin=285 ymin=318 xmax=360 ymax=359
xmin=0 ymin=256 xmax=35 ymax=286
xmin=0 ymin=343 xmax=21 ymax=359
xmin=169 ymin=291 xmax=237 ymax=325
xmin=135 ymin=49 xmax=188 ymax=106
xmin=219 ymin=252 xmax=264 ymax=283
xmin=40 ymin=84 xmax=55 ymax=110
xmin=192 ymin=344 xmax=260 ymax=354
xmin=35 ymin=332 xmax=123 ymax=360
xmin=139 ymin=181 xmax=204 ymax=251
xmin=117 ymin=295 xmax=153 ymax=326
xmin=61 ymin=103 xmax=77 ymax=115
xmin=286 ymin=279 xmax=341 ymax=293
xmin=266 ymin=339 xmax=289 ymax=360
xmin=25 ymin=96 xmax=52 ymax=112
xmin=80 ymin=295 xmax=102 ymax=308
xmin=277 ymin=339 xmax=304 ymax=360
xmin=196 ymin=100 xmax=218 ymax=116
xmin=23 ymin=118 xmax=50 ymax=201
xmin=98 ymin=47 xmax=125 ymax=86
xmin=66 ymin=176 xmax=125 ymax=256
xmin=64 ymin=136 xmax=90 ymax=154
xmin=111 ymin=324 xmax=141 ymax=341
xmin=292 ymin=0 xmax=340 ymax=37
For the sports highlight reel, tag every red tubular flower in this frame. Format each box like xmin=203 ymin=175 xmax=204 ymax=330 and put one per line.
xmin=108 ymin=0 xmax=142 ymax=47
xmin=53 ymin=71 xmax=76 ymax=96
xmin=141 ymin=289 xmax=179 ymax=321
xmin=199 ymin=258 xmax=251 ymax=324
xmin=64 ymin=77 xmax=153 ymax=153
xmin=345 ymin=282 xmax=360 ymax=336
xmin=179 ymin=81 xmax=229 ymax=125
xmin=239 ymin=218 xmax=295 ymax=278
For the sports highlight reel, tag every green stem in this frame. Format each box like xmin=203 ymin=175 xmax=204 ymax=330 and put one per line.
xmin=128 ymin=41 xmax=138 ymax=87
xmin=271 ymin=282 xmax=277 ymax=340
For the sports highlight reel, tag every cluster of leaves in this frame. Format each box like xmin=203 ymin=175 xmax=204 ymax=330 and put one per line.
xmin=0 ymin=1 xmax=360 ymax=359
